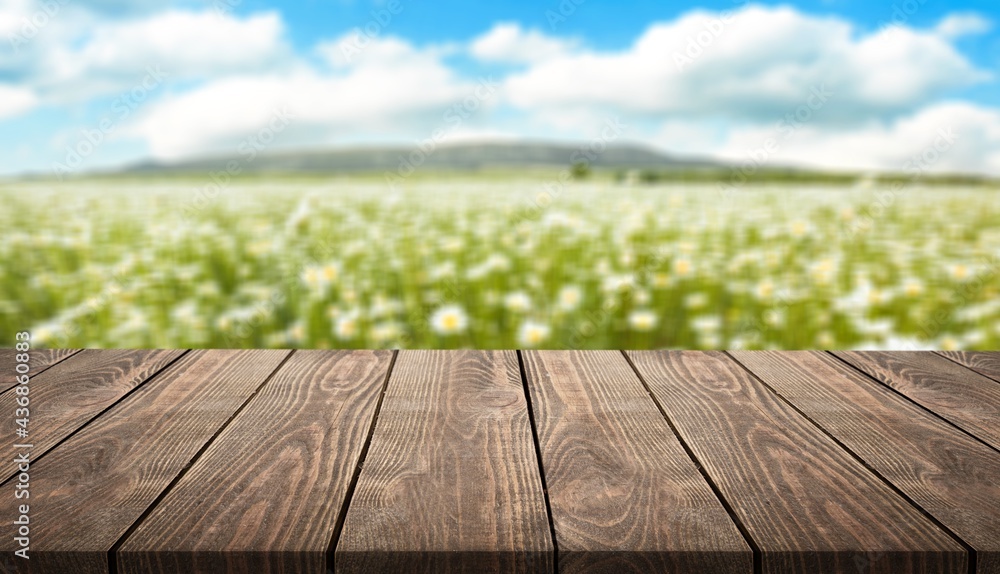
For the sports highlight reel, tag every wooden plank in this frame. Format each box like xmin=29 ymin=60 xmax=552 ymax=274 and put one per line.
xmin=0 ymin=349 xmax=17 ymax=393
xmin=0 ymin=348 xmax=185 ymax=481
xmin=118 ymin=350 xmax=394 ymax=574
xmin=732 ymin=350 xmax=1000 ymax=574
xmin=336 ymin=350 xmax=553 ymax=573
xmin=29 ymin=348 xmax=80 ymax=369
xmin=523 ymin=350 xmax=752 ymax=574
xmin=0 ymin=349 xmax=290 ymax=574
xmin=0 ymin=348 xmax=81 ymax=392
xmin=625 ymin=350 xmax=966 ymax=574
xmin=834 ymin=351 xmax=1000 ymax=451
xmin=937 ymin=351 xmax=1000 ymax=384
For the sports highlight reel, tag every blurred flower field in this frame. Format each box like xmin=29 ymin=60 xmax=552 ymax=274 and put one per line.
xmin=1 ymin=179 xmax=998 ymax=350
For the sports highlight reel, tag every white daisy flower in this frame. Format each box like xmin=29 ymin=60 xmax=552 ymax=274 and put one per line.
xmin=518 ymin=320 xmax=551 ymax=347
xmin=334 ymin=313 xmax=359 ymax=341
xmin=558 ymin=285 xmax=583 ymax=311
xmin=628 ymin=310 xmax=658 ymax=332
xmin=430 ymin=305 xmax=469 ymax=335
xmin=504 ymin=291 xmax=532 ymax=313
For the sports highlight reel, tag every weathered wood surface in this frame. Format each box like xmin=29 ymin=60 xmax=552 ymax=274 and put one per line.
xmin=2 ymin=349 xmax=996 ymax=574
xmin=0 ymin=349 xmax=290 ymax=574
xmin=625 ymin=351 xmax=966 ymax=574
xmin=937 ymin=350 xmax=1000 ymax=384
xmin=0 ymin=349 xmax=80 ymax=392
xmin=733 ymin=351 xmax=1000 ymax=574
xmin=835 ymin=350 xmax=1000 ymax=451
xmin=118 ymin=350 xmax=393 ymax=574
xmin=0 ymin=349 xmax=185 ymax=481
xmin=523 ymin=350 xmax=752 ymax=574
xmin=336 ymin=350 xmax=553 ymax=573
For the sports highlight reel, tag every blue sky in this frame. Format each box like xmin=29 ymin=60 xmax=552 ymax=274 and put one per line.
xmin=1 ymin=0 xmax=999 ymax=176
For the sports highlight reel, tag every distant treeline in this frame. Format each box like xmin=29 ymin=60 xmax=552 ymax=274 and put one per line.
xmin=608 ymin=167 xmax=996 ymax=187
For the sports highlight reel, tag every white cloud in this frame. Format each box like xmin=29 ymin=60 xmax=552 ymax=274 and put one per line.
xmin=124 ymin=37 xmax=485 ymax=160
xmin=503 ymin=6 xmax=987 ymax=123
xmin=935 ymin=13 xmax=992 ymax=39
xmin=470 ymin=22 xmax=578 ymax=64
xmin=13 ymin=9 xmax=288 ymax=102
xmin=695 ymin=102 xmax=1000 ymax=175
xmin=69 ymin=0 xmax=169 ymax=14
xmin=76 ymin=10 xmax=285 ymax=74
xmin=316 ymin=33 xmax=456 ymax=69
xmin=0 ymin=0 xmax=29 ymax=38
xmin=0 ymin=85 xmax=37 ymax=119
xmin=2 ymin=2 xmax=1000 ymax=176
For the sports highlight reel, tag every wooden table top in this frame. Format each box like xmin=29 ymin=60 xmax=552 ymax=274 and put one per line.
xmin=1 ymin=349 xmax=998 ymax=573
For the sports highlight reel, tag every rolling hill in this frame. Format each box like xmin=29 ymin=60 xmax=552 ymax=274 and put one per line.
xmin=123 ymin=141 xmax=724 ymax=174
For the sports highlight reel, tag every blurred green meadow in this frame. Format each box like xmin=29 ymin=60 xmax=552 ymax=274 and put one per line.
xmin=1 ymin=178 xmax=998 ymax=350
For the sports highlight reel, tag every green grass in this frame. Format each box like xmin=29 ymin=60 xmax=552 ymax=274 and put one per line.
xmin=1 ymin=178 xmax=997 ymax=350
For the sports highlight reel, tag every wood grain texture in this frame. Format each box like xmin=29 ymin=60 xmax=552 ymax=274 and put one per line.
xmin=732 ymin=350 xmax=1000 ymax=574
xmin=117 ymin=350 xmax=394 ymax=574
xmin=0 ymin=349 xmax=290 ymax=574
xmin=336 ymin=350 xmax=553 ymax=574
xmin=0 ymin=348 xmax=80 ymax=392
xmin=625 ymin=350 xmax=966 ymax=574
xmin=835 ymin=351 xmax=1000 ymax=451
xmin=937 ymin=351 xmax=1000 ymax=384
xmin=523 ymin=350 xmax=752 ymax=574
xmin=0 ymin=348 xmax=185 ymax=481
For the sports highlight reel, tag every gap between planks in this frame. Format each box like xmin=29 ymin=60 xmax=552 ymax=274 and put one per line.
xmin=0 ymin=349 xmax=191 ymax=488
xmin=107 ymin=349 xmax=297 ymax=574
xmin=517 ymin=350 xmax=560 ymax=574
xmin=826 ymin=351 xmax=1000 ymax=459
xmin=726 ymin=351 xmax=978 ymax=574
xmin=326 ymin=349 xmax=398 ymax=570
xmin=621 ymin=350 xmax=764 ymax=574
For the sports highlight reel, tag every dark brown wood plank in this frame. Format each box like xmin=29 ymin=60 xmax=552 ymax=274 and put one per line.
xmin=834 ymin=351 xmax=1000 ymax=451
xmin=523 ymin=350 xmax=752 ymax=574
xmin=626 ymin=350 xmax=966 ymax=574
xmin=937 ymin=351 xmax=1000 ymax=384
xmin=732 ymin=350 xmax=1000 ymax=574
xmin=0 ymin=349 xmax=19 ymax=393
xmin=118 ymin=350 xmax=393 ymax=574
xmin=0 ymin=348 xmax=185 ymax=481
xmin=336 ymin=350 xmax=553 ymax=573
xmin=0 ymin=349 xmax=290 ymax=574
xmin=0 ymin=348 xmax=81 ymax=392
